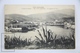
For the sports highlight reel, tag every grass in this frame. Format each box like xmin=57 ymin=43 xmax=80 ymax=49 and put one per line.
xmin=4 ymin=26 xmax=75 ymax=49
xmin=5 ymin=35 xmax=32 ymax=49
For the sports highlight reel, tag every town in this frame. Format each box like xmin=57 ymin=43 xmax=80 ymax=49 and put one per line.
xmin=5 ymin=17 xmax=75 ymax=33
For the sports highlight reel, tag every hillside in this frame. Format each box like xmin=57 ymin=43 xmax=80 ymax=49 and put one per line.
xmin=5 ymin=9 xmax=75 ymax=22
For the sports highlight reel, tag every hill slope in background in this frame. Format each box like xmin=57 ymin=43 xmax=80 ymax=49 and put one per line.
xmin=5 ymin=9 xmax=75 ymax=22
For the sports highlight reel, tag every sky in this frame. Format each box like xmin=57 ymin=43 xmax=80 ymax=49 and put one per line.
xmin=4 ymin=5 xmax=75 ymax=15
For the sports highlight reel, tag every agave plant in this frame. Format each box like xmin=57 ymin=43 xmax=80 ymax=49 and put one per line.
xmin=35 ymin=26 xmax=56 ymax=47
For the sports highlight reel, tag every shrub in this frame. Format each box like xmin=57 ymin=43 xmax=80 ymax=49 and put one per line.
xmin=5 ymin=35 xmax=32 ymax=49
xmin=35 ymin=26 xmax=75 ymax=49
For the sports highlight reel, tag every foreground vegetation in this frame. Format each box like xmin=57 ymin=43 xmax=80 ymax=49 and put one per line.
xmin=5 ymin=26 xmax=75 ymax=49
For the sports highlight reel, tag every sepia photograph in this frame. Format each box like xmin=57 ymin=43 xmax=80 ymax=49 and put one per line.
xmin=4 ymin=5 xmax=75 ymax=49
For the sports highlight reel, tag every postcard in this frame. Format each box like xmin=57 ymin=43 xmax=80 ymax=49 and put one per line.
xmin=4 ymin=5 xmax=75 ymax=49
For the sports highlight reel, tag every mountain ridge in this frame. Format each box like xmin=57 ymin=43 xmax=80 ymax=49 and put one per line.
xmin=5 ymin=9 xmax=75 ymax=22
